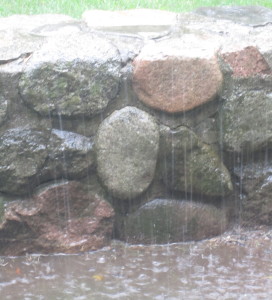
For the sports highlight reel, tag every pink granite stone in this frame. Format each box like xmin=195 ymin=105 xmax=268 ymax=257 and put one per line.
xmin=0 ymin=181 xmax=115 ymax=255
xmin=132 ymin=37 xmax=223 ymax=113
xmin=221 ymin=46 xmax=271 ymax=77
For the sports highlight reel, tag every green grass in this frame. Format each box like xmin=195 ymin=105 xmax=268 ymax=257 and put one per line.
xmin=0 ymin=0 xmax=271 ymax=18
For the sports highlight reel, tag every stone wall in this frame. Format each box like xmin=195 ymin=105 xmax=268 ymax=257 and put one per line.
xmin=0 ymin=6 xmax=272 ymax=255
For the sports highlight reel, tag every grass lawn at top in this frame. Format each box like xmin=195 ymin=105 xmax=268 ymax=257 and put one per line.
xmin=0 ymin=0 xmax=271 ymax=18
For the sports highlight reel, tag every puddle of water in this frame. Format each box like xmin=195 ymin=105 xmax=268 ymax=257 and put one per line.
xmin=1 ymin=228 xmax=272 ymax=300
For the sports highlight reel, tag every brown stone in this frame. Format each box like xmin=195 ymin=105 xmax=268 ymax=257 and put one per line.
xmin=132 ymin=37 xmax=223 ymax=113
xmin=0 ymin=181 xmax=115 ymax=255
xmin=221 ymin=46 xmax=271 ymax=77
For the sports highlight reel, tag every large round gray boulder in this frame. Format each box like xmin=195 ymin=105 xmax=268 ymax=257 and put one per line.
xmin=19 ymin=32 xmax=121 ymax=118
xmin=40 ymin=129 xmax=95 ymax=181
xmin=96 ymin=106 xmax=159 ymax=200
xmin=0 ymin=127 xmax=49 ymax=195
xmin=160 ymin=125 xmax=233 ymax=196
xmin=219 ymin=76 xmax=272 ymax=153
xmin=122 ymin=199 xmax=228 ymax=244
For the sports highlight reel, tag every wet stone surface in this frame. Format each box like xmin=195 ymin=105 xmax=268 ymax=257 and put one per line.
xmin=221 ymin=46 xmax=272 ymax=77
xmin=232 ymin=152 xmax=272 ymax=226
xmin=0 ymin=127 xmax=49 ymax=195
xmin=194 ymin=5 xmax=272 ymax=26
xmin=0 ymin=181 xmax=115 ymax=255
xmin=121 ymin=199 xmax=228 ymax=244
xmin=39 ymin=129 xmax=95 ymax=182
xmin=0 ymin=7 xmax=272 ymax=254
xmin=19 ymin=32 xmax=121 ymax=118
xmin=132 ymin=36 xmax=223 ymax=113
xmin=0 ymin=95 xmax=8 ymax=126
xmin=160 ymin=125 xmax=233 ymax=196
xmin=96 ymin=106 xmax=159 ymax=200
xmin=219 ymin=76 xmax=272 ymax=153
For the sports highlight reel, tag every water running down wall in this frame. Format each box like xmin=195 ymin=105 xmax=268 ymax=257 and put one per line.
xmin=0 ymin=6 xmax=272 ymax=255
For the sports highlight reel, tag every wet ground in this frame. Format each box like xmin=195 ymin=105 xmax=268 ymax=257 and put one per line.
xmin=1 ymin=226 xmax=272 ymax=300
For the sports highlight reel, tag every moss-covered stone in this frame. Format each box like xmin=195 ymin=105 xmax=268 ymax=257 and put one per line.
xmin=19 ymin=33 xmax=121 ymax=118
xmin=160 ymin=125 xmax=233 ymax=196
xmin=219 ymin=77 xmax=272 ymax=153
xmin=188 ymin=144 xmax=233 ymax=196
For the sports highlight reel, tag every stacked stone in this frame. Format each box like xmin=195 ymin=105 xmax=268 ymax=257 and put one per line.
xmin=0 ymin=6 xmax=272 ymax=254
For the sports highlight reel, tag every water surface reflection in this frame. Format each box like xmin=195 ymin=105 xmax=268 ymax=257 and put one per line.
xmin=1 ymin=227 xmax=272 ymax=299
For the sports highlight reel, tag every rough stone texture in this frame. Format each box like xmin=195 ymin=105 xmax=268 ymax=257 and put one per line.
xmin=0 ymin=14 xmax=85 ymax=62
xmin=0 ymin=53 xmax=52 ymax=133
xmin=194 ymin=6 xmax=272 ymax=26
xmin=177 ymin=11 xmax=251 ymax=38
xmin=154 ymin=96 xmax=220 ymax=132
xmin=121 ymin=199 xmax=228 ymax=244
xmin=0 ymin=62 xmax=21 ymax=109
xmin=96 ymin=106 xmax=159 ymax=200
xmin=243 ymin=178 xmax=272 ymax=226
xmin=132 ymin=36 xmax=223 ymax=113
xmin=1 ymin=99 xmax=52 ymax=134
xmin=219 ymin=76 xmax=272 ymax=153
xmin=0 ymin=181 xmax=115 ymax=255
xmin=0 ymin=127 xmax=49 ymax=195
xmin=0 ymin=17 xmax=87 ymax=132
xmin=160 ymin=125 xmax=233 ymax=196
xmin=102 ymin=33 xmax=144 ymax=65
xmin=0 ymin=196 xmax=4 ymax=222
xmin=194 ymin=118 xmax=218 ymax=145
xmin=0 ymin=95 xmax=8 ymax=126
xmin=176 ymin=10 xmax=272 ymax=67
xmin=19 ymin=32 xmax=121 ymax=118
xmin=253 ymin=26 xmax=272 ymax=70
xmin=232 ymin=153 xmax=272 ymax=226
xmin=1 ymin=8 xmax=272 ymax=250
xmin=39 ymin=129 xmax=95 ymax=182
xmin=221 ymin=46 xmax=272 ymax=77
xmin=233 ymin=153 xmax=272 ymax=195
xmin=0 ymin=30 xmax=45 ymax=62
xmin=0 ymin=31 xmax=44 ymax=118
